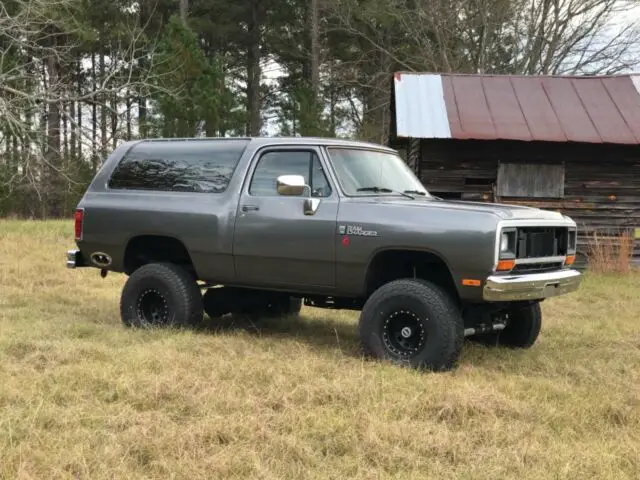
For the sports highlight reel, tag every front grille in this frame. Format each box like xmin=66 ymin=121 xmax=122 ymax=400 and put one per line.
xmin=516 ymin=227 xmax=567 ymax=259
xmin=511 ymin=262 xmax=564 ymax=274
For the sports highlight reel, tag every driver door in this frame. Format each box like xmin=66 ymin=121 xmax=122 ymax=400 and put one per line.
xmin=232 ymin=147 xmax=338 ymax=289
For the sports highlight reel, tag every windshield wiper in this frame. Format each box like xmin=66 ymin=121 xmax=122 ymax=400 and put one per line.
xmin=403 ymin=189 xmax=427 ymax=196
xmin=357 ymin=186 xmax=415 ymax=199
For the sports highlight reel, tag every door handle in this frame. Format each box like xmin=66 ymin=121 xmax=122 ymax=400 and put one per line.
xmin=241 ymin=204 xmax=260 ymax=212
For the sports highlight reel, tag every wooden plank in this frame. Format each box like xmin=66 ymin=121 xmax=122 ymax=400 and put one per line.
xmin=497 ymin=163 xmax=564 ymax=198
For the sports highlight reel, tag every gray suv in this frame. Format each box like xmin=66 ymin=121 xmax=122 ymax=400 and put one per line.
xmin=67 ymin=137 xmax=582 ymax=371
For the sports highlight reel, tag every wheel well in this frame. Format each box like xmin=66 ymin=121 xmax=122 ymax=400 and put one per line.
xmin=123 ymin=235 xmax=195 ymax=275
xmin=365 ymin=250 xmax=459 ymax=302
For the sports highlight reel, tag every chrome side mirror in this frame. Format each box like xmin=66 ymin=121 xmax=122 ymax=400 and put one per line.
xmin=276 ymin=175 xmax=306 ymax=196
xmin=276 ymin=174 xmax=321 ymax=216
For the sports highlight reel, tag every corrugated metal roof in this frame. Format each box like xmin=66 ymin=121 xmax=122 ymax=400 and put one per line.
xmin=393 ymin=72 xmax=640 ymax=144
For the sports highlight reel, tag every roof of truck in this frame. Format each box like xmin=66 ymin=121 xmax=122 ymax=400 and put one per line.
xmin=133 ymin=136 xmax=396 ymax=151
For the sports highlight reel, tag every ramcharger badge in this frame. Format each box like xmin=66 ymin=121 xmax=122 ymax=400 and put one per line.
xmin=339 ymin=225 xmax=378 ymax=237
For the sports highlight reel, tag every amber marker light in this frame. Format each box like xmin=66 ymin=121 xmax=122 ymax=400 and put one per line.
xmin=565 ymin=255 xmax=576 ymax=266
xmin=462 ymin=279 xmax=481 ymax=287
xmin=496 ymin=259 xmax=515 ymax=271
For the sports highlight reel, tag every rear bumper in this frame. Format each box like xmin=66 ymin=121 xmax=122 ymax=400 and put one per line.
xmin=483 ymin=269 xmax=582 ymax=302
xmin=66 ymin=249 xmax=87 ymax=269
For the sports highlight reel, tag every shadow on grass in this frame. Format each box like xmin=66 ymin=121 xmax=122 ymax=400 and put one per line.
xmin=195 ymin=313 xmax=362 ymax=358
xmin=192 ymin=313 xmax=513 ymax=369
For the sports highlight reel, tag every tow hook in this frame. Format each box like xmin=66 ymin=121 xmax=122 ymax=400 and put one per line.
xmin=100 ymin=269 xmax=108 ymax=278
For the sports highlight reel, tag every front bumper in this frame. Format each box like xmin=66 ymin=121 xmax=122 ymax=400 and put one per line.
xmin=483 ymin=269 xmax=582 ymax=302
xmin=66 ymin=249 xmax=87 ymax=269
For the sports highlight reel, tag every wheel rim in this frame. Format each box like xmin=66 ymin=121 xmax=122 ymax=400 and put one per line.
xmin=382 ymin=309 xmax=426 ymax=358
xmin=137 ymin=289 xmax=169 ymax=324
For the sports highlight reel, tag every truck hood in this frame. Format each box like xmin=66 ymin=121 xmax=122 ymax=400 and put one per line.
xmin=360 ymin=197 xmax=569 ymax=222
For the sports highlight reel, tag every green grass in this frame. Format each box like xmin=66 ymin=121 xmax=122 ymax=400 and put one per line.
xmin=1 ymin=220 xmax=640 ymax=479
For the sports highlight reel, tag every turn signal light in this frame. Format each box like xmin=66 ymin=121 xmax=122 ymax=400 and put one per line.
xmin=496 ymin=259 xmax=515 ymax=271
xmin=565 ymin=254 xmax=576 ymax=266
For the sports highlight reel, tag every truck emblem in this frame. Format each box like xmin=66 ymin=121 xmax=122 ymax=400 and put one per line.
xmin=338 ymin=225 xmax=378 ymax=237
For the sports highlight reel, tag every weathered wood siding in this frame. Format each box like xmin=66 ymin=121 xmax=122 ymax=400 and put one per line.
xmin=419 ymin=139 xmax=640 ymax=266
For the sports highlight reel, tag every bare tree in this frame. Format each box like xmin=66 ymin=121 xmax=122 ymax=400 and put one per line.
xmin=324 ymin=0 xmax=640 ymax=142
xmin=0 ymin=0 xmax=175 ymax=217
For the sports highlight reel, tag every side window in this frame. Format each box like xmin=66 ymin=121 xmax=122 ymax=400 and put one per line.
xmin=249 ymin=150 xmax=332 ymax=197
xmin=108 ymin=140 xmax=248 ymax=193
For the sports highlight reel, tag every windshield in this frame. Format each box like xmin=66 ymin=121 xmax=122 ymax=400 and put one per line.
xmin=327 ymin=148 xmax=430 ymax=197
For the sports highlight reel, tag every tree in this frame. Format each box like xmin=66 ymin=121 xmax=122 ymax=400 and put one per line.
xmin=0 ymin=0 xmax=172 ymax=217
xmin=149 ymin=15 xmax=242 ymax=137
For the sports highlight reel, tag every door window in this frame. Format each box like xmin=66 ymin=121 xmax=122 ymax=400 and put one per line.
xmin=249 ymin=150 xmax=332 ymax=197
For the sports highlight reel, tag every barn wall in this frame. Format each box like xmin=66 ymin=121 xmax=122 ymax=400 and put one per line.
xmin=419 ymin=139 xmax=640 ymax=266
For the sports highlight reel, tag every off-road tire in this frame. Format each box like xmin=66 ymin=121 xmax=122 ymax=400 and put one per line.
xmin=475 ymin=303 xmax=542 ymax=348
xmin=358 ymin=278 xmax=464 ymax=371
xmin=120 ymin=262 xmax=203 ymax=328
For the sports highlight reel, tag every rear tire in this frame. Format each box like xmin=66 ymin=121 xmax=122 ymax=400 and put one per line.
xmin=474 ymin=303 xmax=542 ymax=348
xmin=358 ymin=278 xmax=463 ymax=371
xmin=120 ymin=263 xmax=203 ymax=328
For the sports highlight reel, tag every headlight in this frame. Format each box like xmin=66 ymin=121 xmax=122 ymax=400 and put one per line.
xmin=500 ymin=232 xmax=510 ymax=252
xmin=499 ymin=228 xmax=517 ymax=258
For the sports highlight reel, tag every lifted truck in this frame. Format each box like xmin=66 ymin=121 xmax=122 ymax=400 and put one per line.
xmin=67 ymin=137 xmax=582 ymax=371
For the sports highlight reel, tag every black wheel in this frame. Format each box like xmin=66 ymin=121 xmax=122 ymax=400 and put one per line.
xmin=358 ymin=279 xmax=464 ymax=371
xmin=120 ymin=263 xmax=203 ymax=328
xmin=474 ymin=303 xmax=542 ymax=348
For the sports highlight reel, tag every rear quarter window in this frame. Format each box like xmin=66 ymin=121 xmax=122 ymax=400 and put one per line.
xmin=108 ymin=139 xmax=249 ymax=193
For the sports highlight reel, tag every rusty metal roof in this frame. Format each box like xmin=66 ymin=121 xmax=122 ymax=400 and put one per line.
xmin=393 ymin=72 xmax=640 ymax=144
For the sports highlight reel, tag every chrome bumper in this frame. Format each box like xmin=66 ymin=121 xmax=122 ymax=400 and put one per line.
xmin=483 ymin=269 xmax=582 ymax=302
xmin=66 ymin=249 xmax=86 ymax=269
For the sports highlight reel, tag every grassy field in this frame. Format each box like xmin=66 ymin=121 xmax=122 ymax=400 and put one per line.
xmin=1 ymin=220 xmax=639 ymax=479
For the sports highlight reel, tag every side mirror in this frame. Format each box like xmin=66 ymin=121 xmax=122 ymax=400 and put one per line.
xmin=276 ymin=175 xmax=306 ymax=196
xmin=276 ymin=174 xmax=321 ymax=216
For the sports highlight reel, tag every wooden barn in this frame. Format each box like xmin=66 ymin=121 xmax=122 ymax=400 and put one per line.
xmin=389 ymin=72 xmax=640 ymax=267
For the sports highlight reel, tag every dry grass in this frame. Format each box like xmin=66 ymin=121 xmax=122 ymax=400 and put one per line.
xmin=1 ymin=220 xmax=640 ymax=479
xmin=587 ymin=231 xmax=634 ymax=274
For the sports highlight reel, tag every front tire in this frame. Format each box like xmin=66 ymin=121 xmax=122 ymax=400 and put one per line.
xmin=120 ymin=263 xmax=203 ymax=328
xmin=358 ymin=279 xmax=464 ymax=371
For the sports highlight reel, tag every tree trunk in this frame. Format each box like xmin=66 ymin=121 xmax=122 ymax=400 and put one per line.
xmin=111 ymin=92 xmax=118 ymax=149
xmin=45 ymin=52 xmax=62 ymax=218
xmin=246 ymin=0 xmax=262 ymax=136
xmin=138 ymin=0 xmax=148 ymax=138
xmin=70 ymin=99 xmax=77 ymax=162
xmin=180 ymin=0 xmax=188 ymax=25
xmin=76 ymin=60 xmax=82 ymax=160
xmin=126 ymin=91 xmax=132 ymax=140
xmin=100 ymin=49 xmax=107 ymax=161
xmin=63 ymin=101 xmax=69 ymax=160
xmin=91 ymin=52 xmax=97 ymax=170
xmin=309 ymin=0 xmax=320 ymax=98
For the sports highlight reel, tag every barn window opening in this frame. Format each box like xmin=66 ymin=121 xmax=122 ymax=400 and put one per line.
xmin=432 ymin=192 xmax=462 ymax=200
xmin=464 ymin=177 xmax=494 ymax=186
xmin=497 ymin=162 xmax=565 ymax=199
